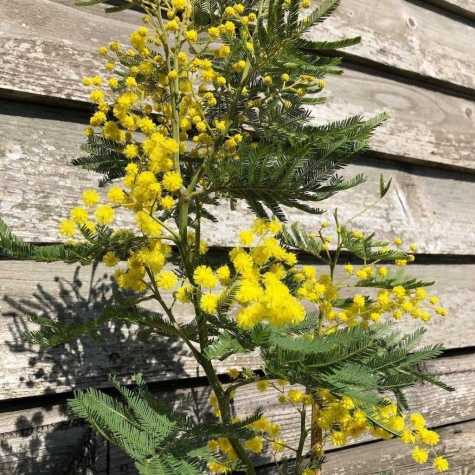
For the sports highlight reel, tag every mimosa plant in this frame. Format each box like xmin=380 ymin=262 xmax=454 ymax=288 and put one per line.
xmin=0 ymin=0 xmax=452 ymax=473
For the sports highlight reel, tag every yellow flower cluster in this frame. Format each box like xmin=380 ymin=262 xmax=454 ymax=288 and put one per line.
xmin=230 ymin=220 xmax=307 ymax=329
xmin=56 ymin=0 xmax=450 ymax=467
xmin=341 ymin=265 xmax=447 ymax=326
xmin=207 ymin=413 xmax=281 ymax=473
xmin=260 ymin=381 xmax=449 ymax=472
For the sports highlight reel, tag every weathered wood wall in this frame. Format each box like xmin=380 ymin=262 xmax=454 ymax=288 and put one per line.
xmin=0 ymin=0 xmax=474 ymax=473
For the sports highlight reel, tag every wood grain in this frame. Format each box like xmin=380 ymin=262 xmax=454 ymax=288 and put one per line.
xmin=313 ymin=67 xmax=475 ymax=171
xmin=50 ymin=0 xmax=475 ymax=91
xmin=235 ymin=353 xmax=475 ymax=461
xmin=310 ymin=0 xmax=475 ymax=92
xmin=323 ymin=421 xmax=475 ymax=474
xmin=1 ymin=1 xmax=475 ymax=171
xmin=0 ymin=260 xmax=473 ymax=400
xmin=260 ymin=420 xmax=475 ymax=474
xmin=1 ymin=100 xmax=475 ymax=254
xmin=0 ymin=353 xmax=474 ymax=473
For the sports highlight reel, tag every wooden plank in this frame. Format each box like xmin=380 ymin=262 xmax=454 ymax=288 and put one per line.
xmin=259 ymin=420 xmax=475 ymax=474
xmin=0 ymin=353 xmax=474 ymax=473
xmin=0 ymin=261 xmax=260 ymax=400
xmin=321 ymin=419 xmax=475 ymax=474
xmin=0 ymin=260 xmax=473 ymax=400
xmin=51 ymin=0 xmax=143 ymax=25
xmin=236 ymin=353 xmax=475 ymax=462
xmin=1 ymin=100 xmax=475 ymax=254
xmin=310 ymin=0 xmax=475 ymax=92
xmin=315 ymin=67 xmax=475 ymax=172
xmin=1 ymin=1 xmax=475 ymax=171
xmin=51 ymin=0 xmax=475 ymax=92
xmin=0 ymin=424 xmax=90 ymax=475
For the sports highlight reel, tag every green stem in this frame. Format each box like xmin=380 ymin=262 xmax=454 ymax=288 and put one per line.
xmin=199 ymin=357 xmax=257 ymax=475
xmin=294 ymin=406 xmax=307 ymax=474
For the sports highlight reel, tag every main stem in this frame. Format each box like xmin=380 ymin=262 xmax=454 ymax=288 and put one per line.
xmin=310 ymin=399 xmax=323 ymax=475
xmin=176 ymin=196 xmax=256 ymax=474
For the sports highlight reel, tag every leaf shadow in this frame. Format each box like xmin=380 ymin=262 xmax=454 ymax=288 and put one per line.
xmin=0 ymin=264 xmax=211 ymax=474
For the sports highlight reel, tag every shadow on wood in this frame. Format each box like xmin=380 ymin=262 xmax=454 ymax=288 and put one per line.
xmin=0 ymin=265 xmax=204 ymax=474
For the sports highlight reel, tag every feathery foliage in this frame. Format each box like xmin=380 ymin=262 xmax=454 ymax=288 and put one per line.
xmin=2 ymin=0 xmax=454 ymax=473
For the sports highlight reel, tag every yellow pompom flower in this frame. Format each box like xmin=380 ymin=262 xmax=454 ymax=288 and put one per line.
xmin=125 ymin=76 xmax=137 ymax=88
xmin=233 ymin=60 xmax=247 ymax=72
xmin=103 ymin=251 xmax=119 ymax=267
xmin=207 ymin=460 xmax=229 ymax=474
xmin=200 ymin=293 xmax=219 ymax=314
xmin=222 ymin=21 xmax=236 ymax=35
xmin=162 ymin=171 xmax=183 ymax=192
xmin=156 ymin=271 xmax=178 ymax=290
xmin=208 ymin=26 xmax=220 ymax=38
xmin=89 ymin=89 xmax=105 ymax=103
xmin=411 ymin=447 xmax=429 ymax=464
xmin=70 ymin=207 xmax=88 ymax=224
xmin=410 ymin=412 xmax=426 ymax=429
xmin=216 ymin=265 xmax=231 ymax=284
xmin=81 ymin=189 xmax=101 ymax=207
xmin=90 ymin=111 xmax=107 ymax=126
xmin=123 ymin=144 xmax=139 ymax=160
xmin=239 ymin=230 xmax=254 ymax=246
xmin=185 ymin=29 xmax=198 ymax=42
xmin=193 ymin=265 xmax=218 ymax=288
xmin=107 ymin=187 xmax=126 ymax=204
xmin=136 ymin=211 xmax=162 ymax=237
xmin=287 ymin=389 xmax=304 ymax=403
xmin=94 ymin=205 xmax=115 ymax=225
xmin=171 ymin=0 xmax=187 ymax=10
xmin=400 ymin=429 xmax=416 ymax=444
xmin=160 ymin=196 xmax=175 ymax=210
xmin=433 ymin=456 xmax=449 ymax=472
xmin=166 ymin=19 xmax=180 ymax=31
xmin=419 ymin=428 xmax=439 ymax=446
xmin=263 ymin=75 xmax=273 ymax=86
xmin=353 ymin=294 xmax=365 ymax=308
xmin=244 ymin=436 xmax=264 ymax=454
xmin=58 ymin=219 xmax=76 ymax=237
xmin=330 ymin=430 xmax=346 ymax=446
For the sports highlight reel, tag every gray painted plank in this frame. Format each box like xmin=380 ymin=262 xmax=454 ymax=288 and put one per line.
xmin=0 ymin=261 xmax=473 ymax=399
xmin=0 ymin=261 xmax=259 ymax=400
xmin=320 ymin=419 xmax=475 ymax=474
xmin=259 ymin=420 xmax=475 ymax=474
xmin=1 ymin=1 xmax=475 ymax=171
xmin=0 ymin=353 xmax=474 ymax=473
xmin=1 ymin=100 xmax=475 ymax=254
xmin=310 ymin=0 xmax=475 ymax=92
xmin=51 ymin=0 xmax=475 ymax=91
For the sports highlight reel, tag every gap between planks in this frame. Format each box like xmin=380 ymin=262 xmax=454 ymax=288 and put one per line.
xmin=0 ymin=352 xmax=474 ymax=472
xmin=2 ymin=1 xmax=475 ymax=171
xmin=0 ymin=261 xmax=474 ymax=400
xmin=1 ymin=100 xmax=474 ymax=253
